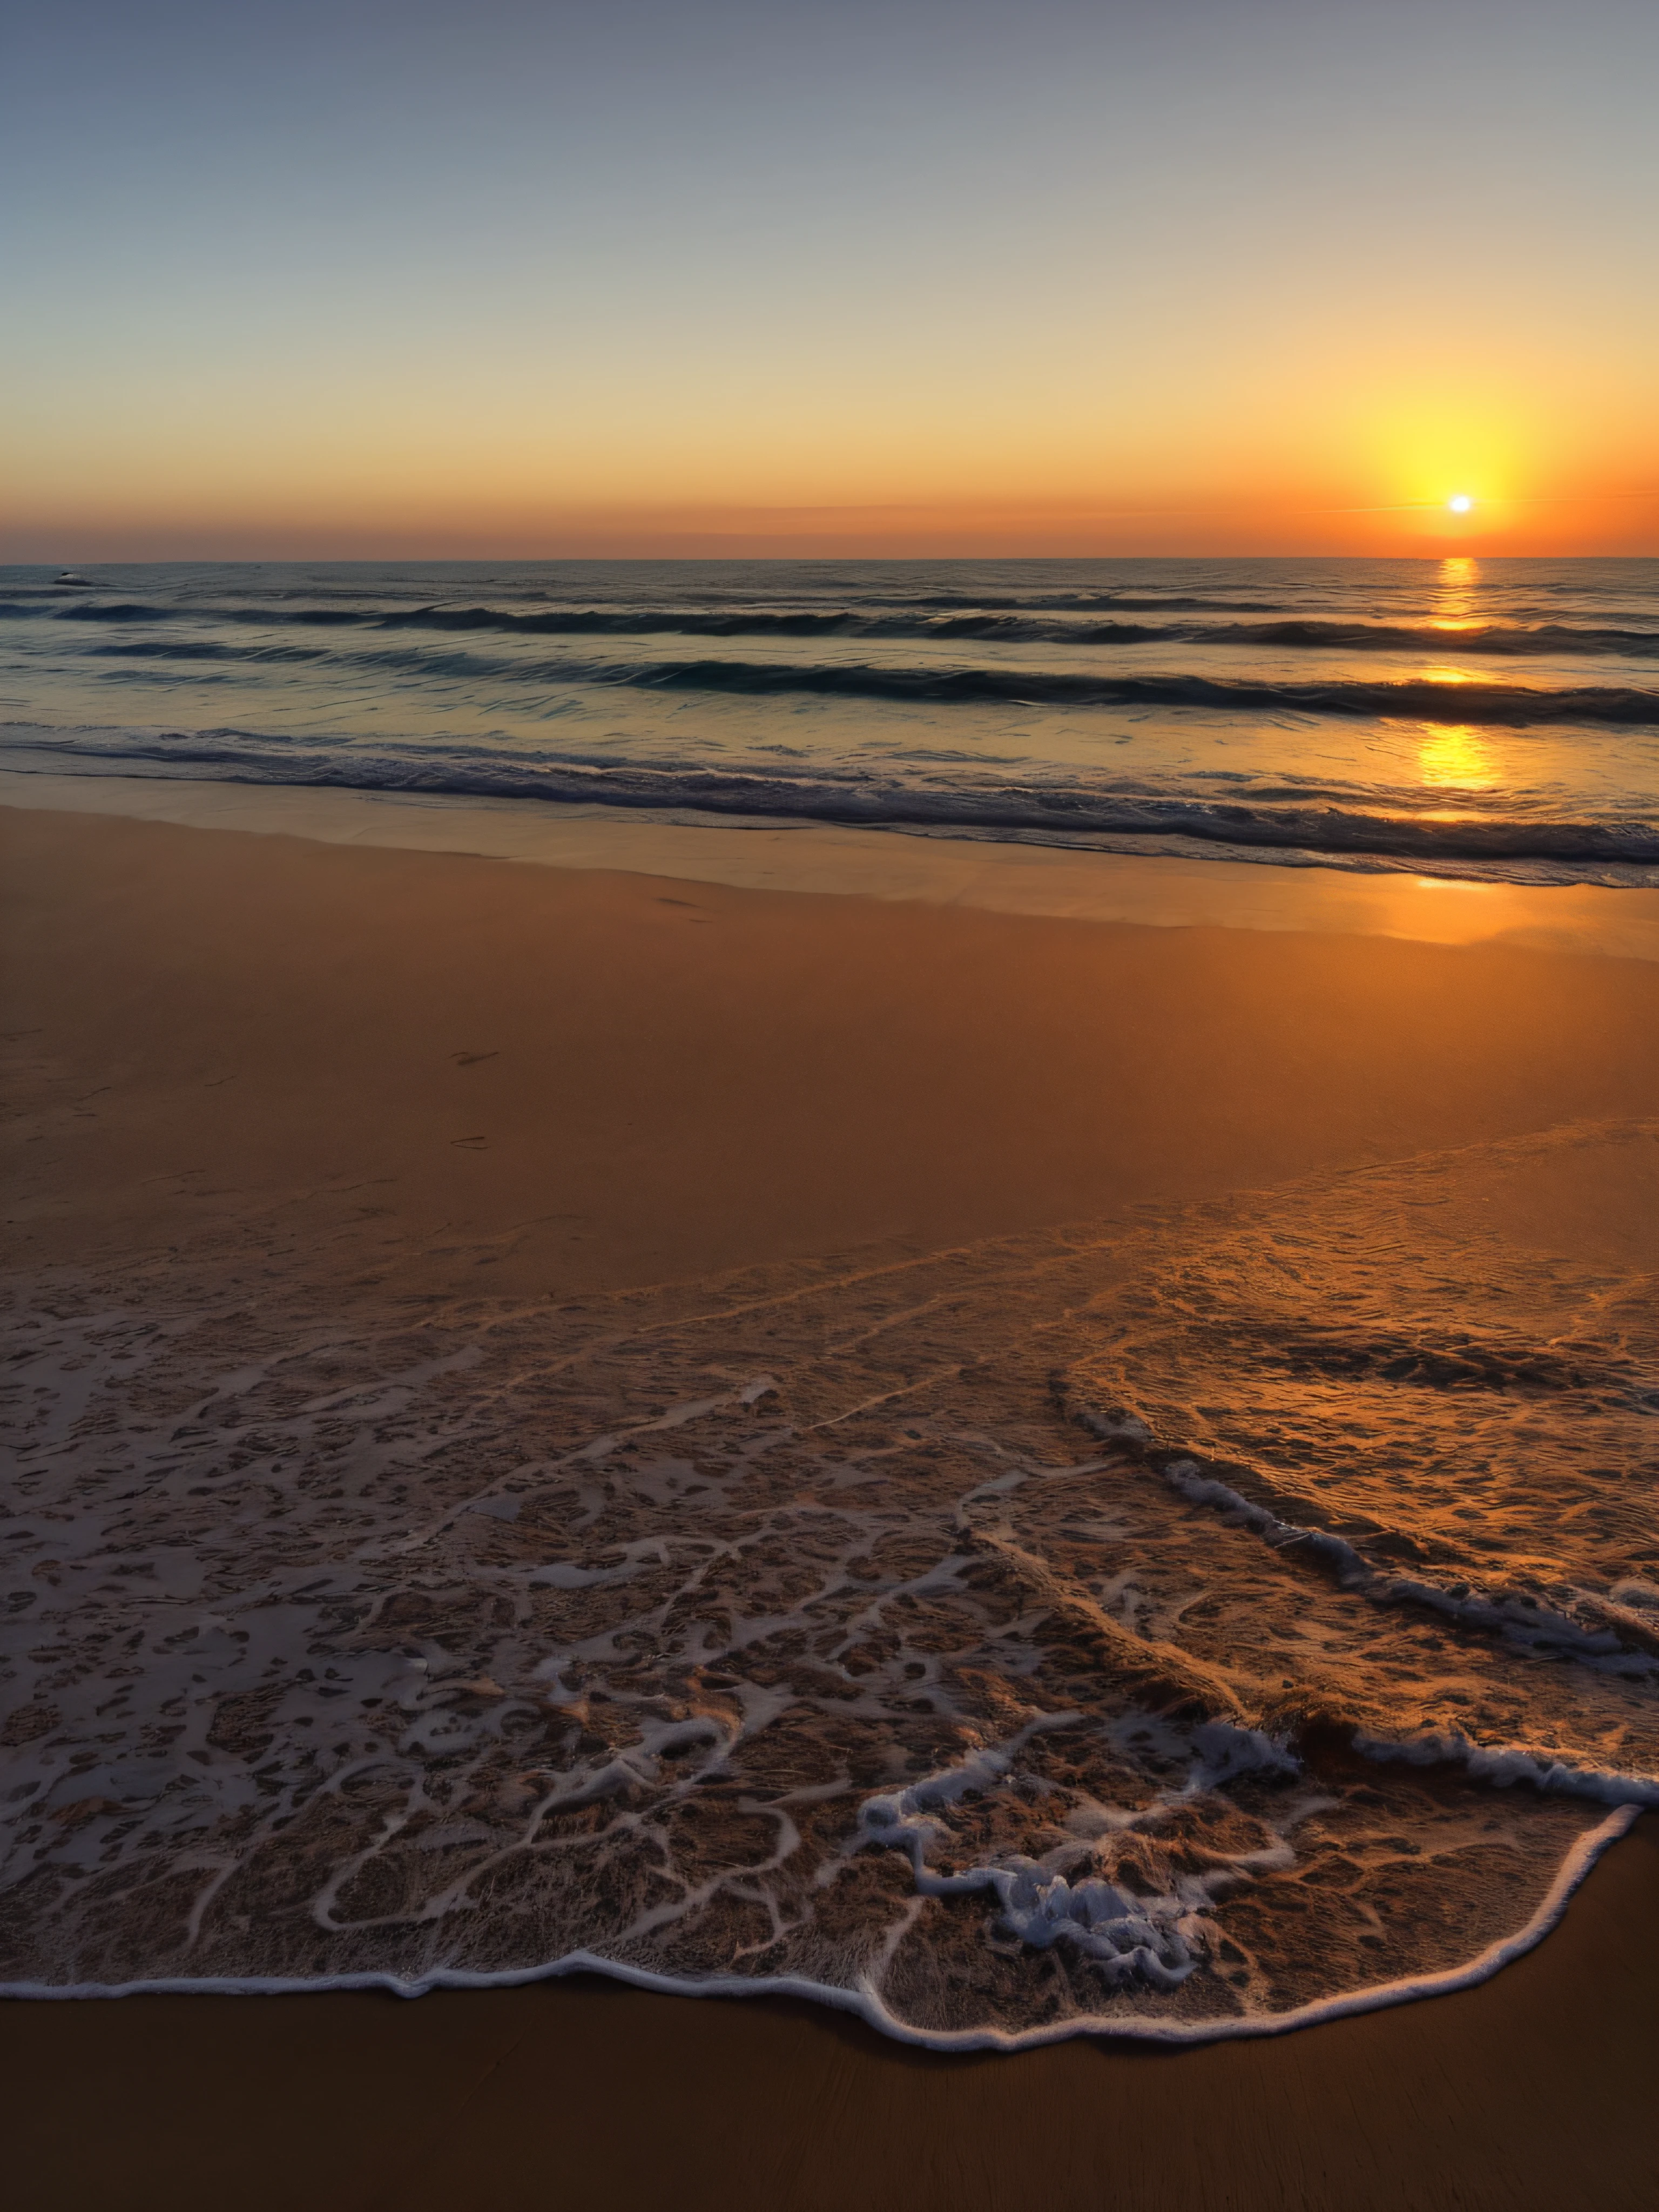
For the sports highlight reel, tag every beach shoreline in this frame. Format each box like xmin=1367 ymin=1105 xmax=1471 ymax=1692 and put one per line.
xmin=4 ymin=1820 xmax=1656 ymax=2211
xmin=6 ymin=800 xmax=1657 ymax=1295
xmin=6 ymin=764 xmax=1659 ymax=961
xmin=3 ymin=798 xmax=1657 ymax=2205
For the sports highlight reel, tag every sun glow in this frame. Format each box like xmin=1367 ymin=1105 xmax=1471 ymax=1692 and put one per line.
xmin=1447 ymin=494 xmax=1474 ymax=514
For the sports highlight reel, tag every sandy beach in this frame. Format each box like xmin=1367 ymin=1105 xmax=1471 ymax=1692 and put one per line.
xmin=7 ymin=801 xmax=1657 ymax=1296
xmin=10 ymin=0 xmax=1657 ymax=2191
xmin=4 ymin=798 xmax=1657 ymax=2209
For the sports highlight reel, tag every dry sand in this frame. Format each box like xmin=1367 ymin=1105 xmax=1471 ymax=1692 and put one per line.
xmin=3 ymin=801 xmax=1656 ymax=2209
xmin=6 ymin=807 xmax=1657 ymax=1294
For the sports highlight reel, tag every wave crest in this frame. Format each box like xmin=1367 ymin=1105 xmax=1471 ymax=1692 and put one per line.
xmin=7 ymin=721 xmax=1657 ymax=874
xmin=5 ymin=595 xmax=1655 ymax=660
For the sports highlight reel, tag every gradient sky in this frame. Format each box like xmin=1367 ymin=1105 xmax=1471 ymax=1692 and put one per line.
xmin=3 ymin=0 xmax=1655 ymax=558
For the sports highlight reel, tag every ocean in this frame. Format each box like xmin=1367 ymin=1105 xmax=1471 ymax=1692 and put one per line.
xmin=2 ymin=557 xmax=1656 ymax=2046
xmin=1 ymin=555 xmax=1656 ymax=884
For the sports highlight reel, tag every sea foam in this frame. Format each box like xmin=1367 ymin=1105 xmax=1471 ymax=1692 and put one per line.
xmin=3 ymin=1122 xmax=1653 ymax=2042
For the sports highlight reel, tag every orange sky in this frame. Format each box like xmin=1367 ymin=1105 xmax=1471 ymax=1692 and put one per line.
xmin=4 ymin=2 xmax=1655 ymax=560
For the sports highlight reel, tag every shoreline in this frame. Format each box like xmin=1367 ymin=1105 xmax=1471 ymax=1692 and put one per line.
xmin=1 ymin=1805 xmax=1642 ymax=2050
xmin=6 ymin=1824 xmax=1657 ymax=2210
xmin=4 ymin=798 xmax=1657 ymax=2205
xmin=5 ymin=765 xmax=1659 ymax=961
xmin=7 ymin=805 xmax=1657 ymax=1296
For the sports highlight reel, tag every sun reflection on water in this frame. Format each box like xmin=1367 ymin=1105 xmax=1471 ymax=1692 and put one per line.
xmin=1418 ymin=723 xmax=1500 ymax=792
xmin=1417 ymin=559 xmax=1494 ymax=740
xmin=1428 ymin=555 xmax=1481 ymax=632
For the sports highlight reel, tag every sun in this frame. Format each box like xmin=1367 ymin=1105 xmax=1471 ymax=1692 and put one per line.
xmin=1447 ymin=494 xmax=1474 ymax=514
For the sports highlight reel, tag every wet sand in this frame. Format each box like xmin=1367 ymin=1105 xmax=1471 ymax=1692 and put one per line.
xmin=6 ymin=806 xmax=1657 ymax=1294
xmin=3 ymin=801 xmax=1657 ymax=2209
xmin=4 ymin=1818 xmax=1653 ymax=2212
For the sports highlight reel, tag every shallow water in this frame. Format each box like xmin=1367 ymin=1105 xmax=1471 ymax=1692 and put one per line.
xmin=2 ymin=556 xmax=1656 ymax=886
xmin=3 ymin=1122 xmax=1653 ymax=2042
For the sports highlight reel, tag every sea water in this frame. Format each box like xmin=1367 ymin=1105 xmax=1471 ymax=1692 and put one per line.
xmin=1 ymin=559 xmax=1656 ymax=2042
xmin=1 ymin=555 xmax=1655 ymax=884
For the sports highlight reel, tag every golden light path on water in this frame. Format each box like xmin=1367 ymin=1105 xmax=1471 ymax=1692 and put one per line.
xmin=1418 ymin=725 xmax=1501 ymax=793
xmin=1416 ymin=560 xmax=1505 ymax=801
xmin=1428 ymin=555 xmax=1481 ymax=630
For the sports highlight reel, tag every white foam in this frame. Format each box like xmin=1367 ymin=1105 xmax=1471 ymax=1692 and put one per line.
xmin=1354 ymin=1730 xmax=1659 ymax=1808
xmin=4 ymin=1143 xmax=1654 ymax=2042
xmin=852 ymin=1718 xmax=1303 ymax=1992
xmin=2 ymin=1809 xmax=1638 ymax=2054
xmin=1069 ymin=1421 xmax=1659 ymax=1679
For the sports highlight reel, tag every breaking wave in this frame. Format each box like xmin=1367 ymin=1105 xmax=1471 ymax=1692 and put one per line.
xmin=3 ymin=553 xmax=1654 ymax=891
xmin=7 ymin=719 xmax=1658 ymax=876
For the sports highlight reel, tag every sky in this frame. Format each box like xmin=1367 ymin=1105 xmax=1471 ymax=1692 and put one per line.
xmin=3 ymin=0 xmax=1655 ymax=559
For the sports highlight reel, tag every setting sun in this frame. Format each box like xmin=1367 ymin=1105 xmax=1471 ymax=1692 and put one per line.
xmin=1448 ymin=495 xmax=1474 ymax=514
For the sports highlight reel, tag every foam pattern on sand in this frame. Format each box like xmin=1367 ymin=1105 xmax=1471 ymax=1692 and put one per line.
xmin=2 ymin=1124 xmax=1655 ymax=2042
